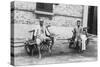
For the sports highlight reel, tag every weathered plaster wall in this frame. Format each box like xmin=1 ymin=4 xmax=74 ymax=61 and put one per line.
xmin=14 ymin=1 xmax=36 ymax=11
xmin=53 ymin=4 xmax=83 ymax=17
xmin=11 ymin=1 xmax=83 ymax=42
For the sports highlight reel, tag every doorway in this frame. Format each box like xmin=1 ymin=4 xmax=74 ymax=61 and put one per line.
xmin=87 ymin=6 xmax=97 ymax=35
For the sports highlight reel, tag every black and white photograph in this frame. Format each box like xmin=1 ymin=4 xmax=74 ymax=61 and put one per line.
xmin=11 ymin=1 xmax=97 ymax=66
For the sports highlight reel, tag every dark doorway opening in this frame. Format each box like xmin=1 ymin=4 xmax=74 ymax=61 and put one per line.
xmin=87 ymin=6 xmax=97 ymax=35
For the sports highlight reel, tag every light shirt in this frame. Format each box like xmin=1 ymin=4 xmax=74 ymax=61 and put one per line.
xmin=74 ymin=26 xmax=83 ymax=37
xmin=34 ymin=25 xmax=50 ymax=38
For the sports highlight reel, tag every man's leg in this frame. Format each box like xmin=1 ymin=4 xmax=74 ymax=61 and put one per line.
xmin=44 ymin=37 xmax=52 ymax=53
xmin=82 ymin=35 xmax=87 ymax=50
xmin=36 ymin=38 xmax=42 ymax=59
xmin=50 ymin=37 xmax=54 ymax=50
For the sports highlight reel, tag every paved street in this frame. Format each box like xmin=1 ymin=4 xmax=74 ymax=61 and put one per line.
xmin=12 ymin=36 xmax=97 ymax=66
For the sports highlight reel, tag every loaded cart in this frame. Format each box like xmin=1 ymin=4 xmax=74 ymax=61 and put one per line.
xmin=24 ymin=29 xmax=54 ymax=58
xmin=68 ymin=27 xmax=90 ymax=52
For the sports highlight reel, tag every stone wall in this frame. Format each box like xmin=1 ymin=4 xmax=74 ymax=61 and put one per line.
xmin=12 ymin=1 xmax=83 ymax=26
xmin=53 ymin=4 xmax=83 ymax=17
xmin=14 ymin=1 xmax=36 ymax=11
xmin=11 ymin=1 xmax=84 ymax=42
xmin=14 ymin=10 xmax=37 ymax=24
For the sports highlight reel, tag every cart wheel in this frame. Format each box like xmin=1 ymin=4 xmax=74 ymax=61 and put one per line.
xmin=86 ymin=39 xmax=89 ymax=46
xmin=69 ymin=43 xmax=72 ymax=48
xmin=25 ymin=45 xmax=32 ymax=56
xmin=32 ymin=44 xmax=38 ymax=55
